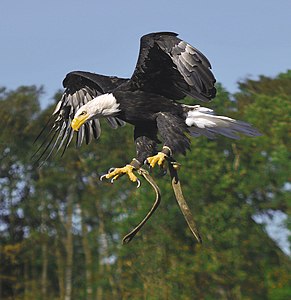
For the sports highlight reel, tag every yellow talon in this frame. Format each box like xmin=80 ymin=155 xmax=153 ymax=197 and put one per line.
xmin=147 ymin=152 xmax=167 ymax=168
xmin=105 ymin=165 xmax=138 ymax=182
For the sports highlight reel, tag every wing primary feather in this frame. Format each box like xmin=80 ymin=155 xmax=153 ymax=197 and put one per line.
xmin=39 ymin=127 xmax=67 ymax=163
xmin=116 ymin=118 xmax=126 ymax=126
xmin=33 ymin=115 xmax=54 ymax=144
xmin=61 ymin=127 xmax=74 ymax=157
xmin=92 ymin=119 xmax=101 ymax=139
xmin=32 ymin=119 xmax=60 ymax=160
xmin=76 ymin=124 xmax=85 ymax=147
xmin=106 ymin=117 xmax=118 ymax=129
xmin=84 ymin=122 xmax=93 ymax=144
xmin=36 ymin=131 xmax=58 ymax=165
xmin=54 ymin=122 xmax=69 ymax=153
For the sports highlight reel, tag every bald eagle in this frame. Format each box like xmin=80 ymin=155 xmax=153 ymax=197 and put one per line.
xmin=36 ymin=32 xmax=260 ymax=184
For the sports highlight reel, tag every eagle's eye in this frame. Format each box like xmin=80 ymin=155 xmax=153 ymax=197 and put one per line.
xmin=80 ymin=111 xmax=87 ymax=116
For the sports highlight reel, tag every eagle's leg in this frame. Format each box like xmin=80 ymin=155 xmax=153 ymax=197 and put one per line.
xmin=101 ymin=126 xmax=158 ymax=186
xmin=147 ymin=112 xmax=190 ymax=169
xmin=100 ymin=159 xmax=142 ymax=187
xmin=147 ymin=146 xmax=172 ymax=169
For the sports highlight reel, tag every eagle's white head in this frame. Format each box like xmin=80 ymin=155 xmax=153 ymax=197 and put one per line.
xmin=71 ymin=93 xmax=120 ymax=131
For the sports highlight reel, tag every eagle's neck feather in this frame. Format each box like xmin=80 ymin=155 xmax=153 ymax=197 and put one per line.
xmin=92 ymin=93 xmax=120 ymax=116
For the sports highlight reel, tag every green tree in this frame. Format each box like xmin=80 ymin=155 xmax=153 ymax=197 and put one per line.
xmin=0 ymin=71 xmax=290 ymax=300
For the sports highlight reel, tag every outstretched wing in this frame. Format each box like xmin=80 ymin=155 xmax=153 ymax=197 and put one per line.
xmin=130 ymin=32 xmax=216 ymax=102
xmin=34 ymin=71 xmax=128 ymax=163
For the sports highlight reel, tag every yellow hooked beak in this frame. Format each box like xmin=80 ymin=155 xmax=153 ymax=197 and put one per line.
xmin=71 ymin=114 xmax=89 ymax=131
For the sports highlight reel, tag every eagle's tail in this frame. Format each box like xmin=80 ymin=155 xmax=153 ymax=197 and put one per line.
xmin=182 ymin=105 xmax=261 ymax=139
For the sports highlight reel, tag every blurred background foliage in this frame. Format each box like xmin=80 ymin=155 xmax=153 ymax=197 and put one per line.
xmin=0 ymin=71 xmax=290 ymax=299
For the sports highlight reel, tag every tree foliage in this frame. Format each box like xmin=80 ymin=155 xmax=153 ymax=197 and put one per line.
xmin=0 ymin=71 xmax=290 ymax=299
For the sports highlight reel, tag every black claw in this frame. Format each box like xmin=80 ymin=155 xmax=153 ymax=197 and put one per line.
xmin=108 ymin=167 xmax=116 ymax=173
xmin=136 ymin=179 xmax=141 ymax=188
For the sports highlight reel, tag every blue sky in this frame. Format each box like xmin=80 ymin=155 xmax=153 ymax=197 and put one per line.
xmin=1 ymin=0 xmax=291 ymax=108
xmin=1 ymin=0 xmax=290 ymax=253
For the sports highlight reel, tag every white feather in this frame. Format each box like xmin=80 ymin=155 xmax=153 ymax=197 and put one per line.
xmin=52 ymin=100 xmax=62 ymax=115
xmin=185 ymin=44 xmax=195 ymax=55
xmin=75 ymin=93 xmax=120 ymax=118
xmin=90 ymin=93 xmax=120 ymax=116
xmin=184 ymin=105 xmax=260 ymax=139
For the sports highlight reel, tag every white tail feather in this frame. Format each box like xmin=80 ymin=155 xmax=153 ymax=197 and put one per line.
xmin=183 ymin=105 xmax=261 ymax=139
